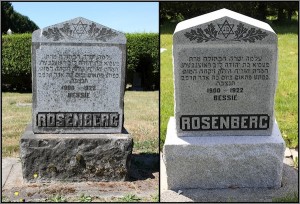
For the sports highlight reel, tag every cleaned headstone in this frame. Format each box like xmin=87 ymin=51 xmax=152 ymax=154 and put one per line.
xmin=32 ymin=17 xmax=126 ymax=133
xmin=163 ymin=9 xmax=285 ymax=190
xmin=173 ymin=9 xmax=277 ymax=136
xmin=20 ymin=17 xmax=133 ymax=182
xmin=163 ymin=117 xmax=285 ymax=189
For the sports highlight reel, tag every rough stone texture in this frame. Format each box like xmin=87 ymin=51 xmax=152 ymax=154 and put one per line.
xmin=32 ymin=17 xmax=126 ymax=134
xmin=163 ymin=117 xmax=285 ymax=190
xmin=20 ymin=125 xmax=133 ymax=182
xmin=173 ymin=9 xmax=278 ymax=136
xmin=2 ymin=157 xmax=159 ymax=202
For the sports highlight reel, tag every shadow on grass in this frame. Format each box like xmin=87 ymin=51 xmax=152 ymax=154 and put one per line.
xmin=129 ymin=153 xmax=159 ymax=181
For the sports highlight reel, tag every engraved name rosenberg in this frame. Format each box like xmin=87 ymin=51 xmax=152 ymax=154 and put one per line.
xmin=37 ymin=112 xmax=119 ymax=128
xmin=180 ymin=114 xmax=270 ymax=131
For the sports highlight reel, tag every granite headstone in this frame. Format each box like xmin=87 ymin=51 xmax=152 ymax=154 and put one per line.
xmin=173 ymin=9 xmax=277 ymax=136
xmin=20 ymin=17 xmax=133 ymax=182
xmin=32 ymin=17 xmax=125 ymax=134
xmin=163 ymin=9 xmax=285 ymax=190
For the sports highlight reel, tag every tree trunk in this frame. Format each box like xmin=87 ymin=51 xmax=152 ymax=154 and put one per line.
xmin=277 ymin=8 xmax=285 ymax=22
xmin=288 ymin=9 xmax=293 ymax=22
xmin=257 ymin=2 xmax=267 ymax=21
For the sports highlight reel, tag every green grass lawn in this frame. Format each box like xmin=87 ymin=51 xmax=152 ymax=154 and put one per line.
xmin=2 ymin=91 xmax=159 ymax=157
xmin=160 ymin=23 xmax=298 ymax=150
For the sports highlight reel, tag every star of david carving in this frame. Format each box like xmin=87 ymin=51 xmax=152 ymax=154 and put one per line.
xmin=218 ymin=20 xmax=234 ymax=38
xmin=72 ymin=20 xmax=88 ymax=37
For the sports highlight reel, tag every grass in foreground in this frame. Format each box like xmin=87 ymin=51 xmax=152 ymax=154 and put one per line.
xmin=160 ymin=33 xmax=174 ymax=150
xmin=160 ymin=24 xmax=298 ymax=149
xmin=272 ymin=192 xmax=299 ymax=202
xmin=2 ymin=92 xmax=32 ymax=157
xmin=275 ymin=31 xmax=298 ymax=148
xmin=3 ymin=192 xmax=157 ymax=202
xmin=124 ymin=91 xmax=159 ymax=153
xmin=117 ymin=193 xmax=141 ymax=202
xmin=2 ymin=91 xmax=158 ymax=157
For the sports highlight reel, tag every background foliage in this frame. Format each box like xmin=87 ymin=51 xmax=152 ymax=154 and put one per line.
xmin=2 ymin=33 xmax=159 ymax=92
xmin=2 ymin=34 xmax=32 ymax=92
xmin=160 ymin=2 xmax=298 ymax=25
xmin=1 ymin=2 xmax=39 ymax=34
xmin=126 ymin=33 xmax=159 ymax=90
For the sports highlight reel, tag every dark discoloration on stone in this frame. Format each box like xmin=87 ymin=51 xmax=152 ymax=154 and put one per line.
xmin=21 ymin=17 xmax=132 ymax=183
xmin=31 ymin=17 xmax=126 ymax=134
xmin=20 ymin=125 xmax=133 ymax=182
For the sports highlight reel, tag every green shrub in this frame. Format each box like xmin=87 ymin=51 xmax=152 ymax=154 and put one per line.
xmin=2 ymin=33 xmax=32 ymax=92
xmin=2 ymin=33 xmax=159 ymax=92
xmin=126 ymin=33 xmax=159 ymax=90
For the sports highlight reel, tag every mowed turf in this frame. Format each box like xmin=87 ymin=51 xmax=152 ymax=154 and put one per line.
xmin=2 ymin=91 xmax=159 ymax=157
xmin=160 ymin=24 xmax=298 ymax=149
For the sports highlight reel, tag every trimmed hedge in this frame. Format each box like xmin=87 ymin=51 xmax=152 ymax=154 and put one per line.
xmin=2 ymin=33 xmax=32 ymax=92
xmin=126 ymin=33 xmax=159 ymax=90
xmin=2 ymin=33 xmax=159 ymax=92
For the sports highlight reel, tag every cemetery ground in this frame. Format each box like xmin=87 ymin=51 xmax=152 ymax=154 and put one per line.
xmin=2 ymin=91 xmax=159 ymax=202
xmin=160 ymin=22 xmax=298 ymax=202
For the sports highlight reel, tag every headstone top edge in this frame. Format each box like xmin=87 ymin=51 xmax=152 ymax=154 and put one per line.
xmin=32 ymin=17 xmax=126 ymax=43
xmin=174 ymin=8 xmax=275 ymax=35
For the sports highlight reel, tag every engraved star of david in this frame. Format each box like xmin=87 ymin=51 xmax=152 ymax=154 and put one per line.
xmin=72 ymin=20 xmax=88 ymax=37
xmin=217 ymin=20 xmax=235 ymax=38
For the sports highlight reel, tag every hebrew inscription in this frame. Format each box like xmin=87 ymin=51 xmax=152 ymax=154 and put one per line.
xmin=32 ymin=17 xmax=126 ymax=134
xmin=36 ymin=46 xmax=121 ymax=106
xmin=178 ymin=47 xmax=272 ymax=103
xmin=33 ymin=45 xmax=123 ymax=133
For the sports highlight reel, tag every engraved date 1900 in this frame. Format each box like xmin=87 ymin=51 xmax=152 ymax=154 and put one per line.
xmin=206 ymin=87 xmax=244 ymax=101
xmin=207 ymin=87 xmax=243 ymax=93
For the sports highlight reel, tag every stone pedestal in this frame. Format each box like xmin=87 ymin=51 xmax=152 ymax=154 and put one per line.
xmin=20 ymin=125 xmax=133 ymax=182
xmin=163 ymin=117 xmax=285 ymax=190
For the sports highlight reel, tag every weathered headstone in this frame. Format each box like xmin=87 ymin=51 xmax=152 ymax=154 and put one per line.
xmin=163 ymin=9 xmax=285 ymax=190
xmin=32 ymin=17 xmax=125 ymax=134
xmin=20 ymin=17 xmax=133 ymax=182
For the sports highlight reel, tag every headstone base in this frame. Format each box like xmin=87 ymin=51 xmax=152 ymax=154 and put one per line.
xmin=163 ymin=117 xmax=285 ymax=190
xmin=20 ymin=124 xmax=133 ymax=182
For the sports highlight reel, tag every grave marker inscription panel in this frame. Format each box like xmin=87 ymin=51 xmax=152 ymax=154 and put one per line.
xmin=32 ymin=17 xmax=126 ymax=133
xmin=173 ymin=9 xmax=277 ymax=136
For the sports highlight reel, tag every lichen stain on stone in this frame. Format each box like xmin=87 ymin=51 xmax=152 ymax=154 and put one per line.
xmin=116 ymin=167 xmax=127 ymax=177
xmin=95 ymin=167 xmax=105 ymax=176
xmin=37 ymin=140 xmax=49 ymax=148
xmin=47 ymin=164 xmax=58 ymax=173
xmin=87 ymin=165 xmax=96 ymax=173
xmin=75 ymin=153 xmax=86 ymax=168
